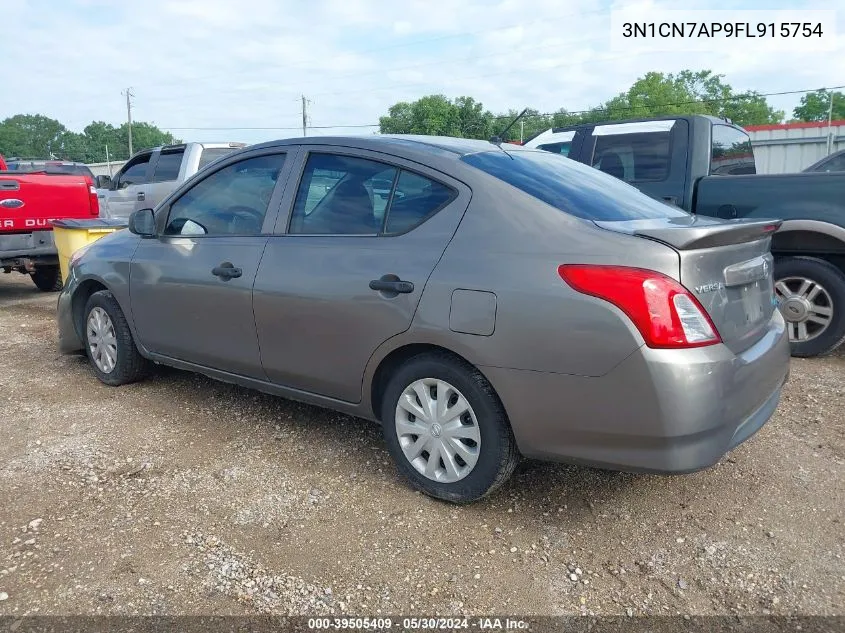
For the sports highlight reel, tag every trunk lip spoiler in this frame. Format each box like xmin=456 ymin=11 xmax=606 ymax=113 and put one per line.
xmin=593 ymin=218 xmax=783 ymax=250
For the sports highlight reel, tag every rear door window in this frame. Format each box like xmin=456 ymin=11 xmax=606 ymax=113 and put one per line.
xmin=288 ymin=152 xmax=456 ymax=235
xmin=152 ymin=150 xmax=184 ymax=182
xmin=711 ymin=125 xmax=756 ymax=175
xmin=590 ymin=131 xmax=671 ymax=183
xmin=384 ymin=170 xmax=455 ymax=234
xmin=461 ymin=150 xmax=689 ymax=221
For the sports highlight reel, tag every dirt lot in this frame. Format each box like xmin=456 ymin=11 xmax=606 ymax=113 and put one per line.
xmin=0 ymin=273 xmax=843 ymax=618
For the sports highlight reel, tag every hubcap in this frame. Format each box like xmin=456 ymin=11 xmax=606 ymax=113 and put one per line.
xmin=775 ymin=276 xmax=833 ymax=343
xmin=86 ymin=307 xmax=118 ymax=373
xmin=394 ymin=378 xmax=481 ymax=483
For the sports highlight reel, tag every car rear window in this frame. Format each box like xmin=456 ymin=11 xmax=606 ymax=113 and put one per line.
xmin=461 ymin=150 xmax=689 ymax=222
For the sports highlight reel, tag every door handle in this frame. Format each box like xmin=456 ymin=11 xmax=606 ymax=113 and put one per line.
xmin=137 ymin=191 xmax=145 ymax=201
xmin=369 ymin=275 xmax=414 ymax=295
xmin=211 ymin=262 xmax=242 ymax=280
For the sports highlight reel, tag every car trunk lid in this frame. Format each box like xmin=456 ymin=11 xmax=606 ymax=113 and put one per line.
xmin=594 ymin=216 xmax=781 ymax=353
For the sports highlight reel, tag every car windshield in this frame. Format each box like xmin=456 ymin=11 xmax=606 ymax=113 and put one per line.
xmin=461 ymin=149 xmax=689 ymax=222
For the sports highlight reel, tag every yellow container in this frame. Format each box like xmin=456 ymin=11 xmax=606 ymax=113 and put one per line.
xmin=52 ymin=219 xmax=128 ymax=282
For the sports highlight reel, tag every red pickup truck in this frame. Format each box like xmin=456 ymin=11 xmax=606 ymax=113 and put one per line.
xmin=0 ymin=154 xmax=100 ymax=291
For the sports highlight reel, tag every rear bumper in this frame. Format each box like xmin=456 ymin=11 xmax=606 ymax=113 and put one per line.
xmin=0 ymin=231 xmax=57 ymax=263
xmin=483 ymin=309 xmax=790 ymax=473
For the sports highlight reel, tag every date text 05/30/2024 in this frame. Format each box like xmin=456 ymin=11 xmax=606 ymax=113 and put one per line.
xmin=621 ymin=22 xmax=823 ymax=38
xmin=307 ymin=617 xmax=529 ymax=630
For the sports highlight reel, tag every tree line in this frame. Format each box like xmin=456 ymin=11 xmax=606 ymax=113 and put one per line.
xmin=379 ymin=70 xmax=845 ymax=141
xmin=1 ymin=69 xmax=842 ymax=162
xmin=0 ymin=115 xmax=178 ymax=163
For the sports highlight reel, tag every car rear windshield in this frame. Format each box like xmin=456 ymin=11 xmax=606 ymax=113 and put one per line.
xmin=461 ymin=150 xmax=689 ymax=221
xmin=198 ymin=147 xmax=238 ymax=169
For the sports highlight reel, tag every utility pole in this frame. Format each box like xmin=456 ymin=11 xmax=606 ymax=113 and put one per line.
xmin=301 ymin=94 xmax=309 ymax=137
xmin=123 ymin=87 xmax=135 ymax=156
xmin=826 ymin=91 xmax=834 ymax=157
xmin=520 ymin=119 xmax=524 ymax=143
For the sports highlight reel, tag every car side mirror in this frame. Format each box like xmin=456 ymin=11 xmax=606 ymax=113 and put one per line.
xmin=94 ymin=175 xmax=112 ymax=189
xmin=128 ymin=208 xmax=156 ymax=237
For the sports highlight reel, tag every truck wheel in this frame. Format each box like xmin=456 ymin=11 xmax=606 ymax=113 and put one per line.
xmin=83 ymin=290 xmax=150 ymax=386
xmin=775 ymin=256 xmax=845 ymax=358
xmin=30 ymin=266 xmax=63 ymax=292
xmin=381 ymin=352 xmax=520 ymax=504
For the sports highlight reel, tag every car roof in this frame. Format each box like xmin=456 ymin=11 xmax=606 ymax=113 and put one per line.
xmin=248 ymin=134 xmax=535 ymax=161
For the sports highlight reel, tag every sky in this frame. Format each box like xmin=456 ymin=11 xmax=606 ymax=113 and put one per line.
xmin=1 ymin=0 xmax=843 ymax=146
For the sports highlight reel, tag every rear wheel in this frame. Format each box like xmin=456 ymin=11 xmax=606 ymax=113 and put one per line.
xmin=30 ymin=266 xmax=62 ymax=292
xmin=381 ymin=352 xmax=519 ymax=504
xmin=775 ymin=256 xmax=845 ymax=358
xmin=83 ymin=290 xmax=150 ymax=385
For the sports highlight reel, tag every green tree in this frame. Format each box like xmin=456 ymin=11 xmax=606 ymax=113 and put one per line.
xmin=792 ymin=89 xmax=845 ymax=122
xmin=0 ymin=114 xmax=69 ymax=158
xmin=587 ymin=70 xmax=782 ymax=126
xmin=0 ymin=115 xmax=178 ymax=163
xmin=379 ymin=94 xmax=496 ymax=139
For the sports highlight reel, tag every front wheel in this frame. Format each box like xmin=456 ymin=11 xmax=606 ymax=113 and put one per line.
xmin=83 ymin=290 xmax=150 ymax=385
xmin=775 ymin=256 xmax=845 ymax=358
xmin=381 ymin=352 xmax=519 ymax=504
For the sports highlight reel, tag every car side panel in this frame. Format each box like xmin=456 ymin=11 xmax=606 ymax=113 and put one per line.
xmin=408 ymin=184 xmax=680 ymax=376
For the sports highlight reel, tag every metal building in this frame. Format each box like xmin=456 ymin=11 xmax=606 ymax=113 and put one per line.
xmin=745 ymin=120 xmax=845 ymax=174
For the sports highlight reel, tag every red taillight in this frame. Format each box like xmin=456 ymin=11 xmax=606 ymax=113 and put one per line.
xmin=558 ymin=265 xmax=721 ymax=349
xmin=85 ymin=177 xmax=99 ymax=216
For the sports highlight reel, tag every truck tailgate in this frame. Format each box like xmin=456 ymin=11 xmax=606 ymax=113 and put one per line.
xmin=0 ymin=174 xmax=93 ymax=232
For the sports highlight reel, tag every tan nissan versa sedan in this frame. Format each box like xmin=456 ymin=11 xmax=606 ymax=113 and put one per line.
xmin=58 ymin=135 xmax=790 ymax=503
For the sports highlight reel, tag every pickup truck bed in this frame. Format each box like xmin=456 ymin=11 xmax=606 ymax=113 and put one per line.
xmin=524 ymin=115 xmax=845 ymax=358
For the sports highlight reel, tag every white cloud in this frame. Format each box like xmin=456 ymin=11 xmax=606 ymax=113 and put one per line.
xmin=0 ymin=0 xmax=842 ymax=146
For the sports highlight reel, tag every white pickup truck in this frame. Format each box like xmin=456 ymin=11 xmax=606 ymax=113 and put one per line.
xmin=96 ymin=142 xmax=246 ymax=219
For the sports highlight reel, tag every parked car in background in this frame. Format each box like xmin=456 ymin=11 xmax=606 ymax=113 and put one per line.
xmin=57 ymin=136 xmax=789 ymax=503
xmin=524 ymin=115 xmax=845 ymax=358
xmin=1 ymin=154 xmax=99 ymax=290
xmin=803 ymin=149 xmax=845 ymax=173
xmin=96 ymin=142 xmax=246 ymax=219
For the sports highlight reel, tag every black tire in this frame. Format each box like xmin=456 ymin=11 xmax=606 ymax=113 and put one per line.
xmin=776 ymin=256 xmax=845 ymax=358
xmin=381 ymin=352 xmax=520 ymax=504
xmin=30 ymin=266 xmax=62 ymax=292
xmin=82 ymin=290 xmax=150 ymax=386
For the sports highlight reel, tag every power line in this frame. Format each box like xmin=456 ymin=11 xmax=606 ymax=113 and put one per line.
xmin=157 ymin=84 xmax=845 ymax=132
xmin=487 ymin=84 xmax=845 ymax=120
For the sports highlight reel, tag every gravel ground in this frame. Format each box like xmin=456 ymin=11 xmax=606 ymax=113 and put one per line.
xmin=0 ymin=273 xmax=843 ymax=618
